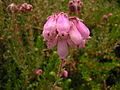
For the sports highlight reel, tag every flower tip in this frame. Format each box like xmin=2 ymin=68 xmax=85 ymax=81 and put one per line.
xmin=86 ymin=36 xmax=91 ymax=39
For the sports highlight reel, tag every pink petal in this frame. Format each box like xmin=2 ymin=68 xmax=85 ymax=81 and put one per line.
xmin=57 ymin=39 xmax=68 ymax=60
xmin=67 ymin=38 xmax=77 ymax=48
xmin=73 ymin=18 xmax=90 ymax=39
xmin=42 ymin=14 xmax=57 ymax=41
xmin=69 ymin=22 xmax=83 ymax=46
xmin=56 ymin=12 xmax=70 ymax=35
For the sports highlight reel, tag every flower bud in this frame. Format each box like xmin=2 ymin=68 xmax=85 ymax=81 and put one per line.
xmin=34 ymin=69 xmax=42 ymax=75
xmin=63 ymin=70 xmax=68 ymax=77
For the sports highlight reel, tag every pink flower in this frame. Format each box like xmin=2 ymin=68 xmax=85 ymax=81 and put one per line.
xmin=103 ymin=15 xmax=108 ymax=19
xmin=7 ymin=3 xmax=18 ymax=13
xmin=56 ymin=12 xmax=70 ymax=37
xmin=63 ymin=70 xmax=68 ymax=77
xmin=107 ymin=13 xmax=113 ymax=17
xmin=42 ymin=14 xmax=57 ymax=41
xmin=57 ymin=38 xmax=68 ymax=60
xmin=71 ymin=17 xmax=91 ymax=39
xmin=34 ymin=69 xmax=42 ymax=75
xmin=69 ymin=22 xmax=83 ymax=46
xmin=42 ymin=12 xmax=91 ymax=59
xmin=19 ymin=3 xmax=33 ymax=13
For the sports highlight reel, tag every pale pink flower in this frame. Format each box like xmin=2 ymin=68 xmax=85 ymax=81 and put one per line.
xmin=7 ymin=3 xmax=18 ymax=13
xmin=42 ymin=12 xmax=91 ymax=59
xmin=57 ymin=38 xmax=68 ymax=60
xmin=69 ymin=22 xmax=83 ymax=46
xmin=34 ymin=69 xmax=42 ymax=75
xmin=72 ymin=17 xmax=91 ymax=39
xmin=42 ymin=14 xmax=57 ymax=41
xmin=56 ymin=12 xmax=70 ymax=37
xmin=19 ymin=3 xmax=33 ymax=13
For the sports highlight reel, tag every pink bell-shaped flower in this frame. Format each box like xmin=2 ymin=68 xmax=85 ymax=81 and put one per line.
xmin=69 ymin=22 xmax=83 ymax=46
xmin=56 ymin=12 xmax=70 ymax=37
xmin=42 ymin=14 xmax=57 ymax=41
xmin=57 ymin=38 xmax=68 ymax=60
xmin=72 ymin=17 xmax=90 ymax=39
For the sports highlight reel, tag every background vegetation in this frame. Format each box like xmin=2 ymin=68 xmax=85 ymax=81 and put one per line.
xmin=0 ymin=0 xmax=120 ymax=89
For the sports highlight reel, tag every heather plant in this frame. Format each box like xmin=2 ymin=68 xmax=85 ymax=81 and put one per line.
xmin=0 ymin=0 xmax=120 ymax=90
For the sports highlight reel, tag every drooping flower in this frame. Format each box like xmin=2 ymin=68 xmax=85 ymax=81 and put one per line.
xmin=69 ymin=21 xmax=83 ymax=46
xmin=42 ymin=14 xmax=57 ymax=42
xmin=56 ymin=12 xmax=70 ymax=37
xmin=19 ymin=3 xmax=33 ymax=13
xmin=42 ymin=12 xmax=91 ymax=59
xmin=71 ymin=17 xmax=91 ymax=39
xmin=57 ymin=38 xmax=68 ymax=60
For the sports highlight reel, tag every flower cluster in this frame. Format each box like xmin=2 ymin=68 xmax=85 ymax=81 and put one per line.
xmin=19 ymin=3 xmax=33 ymax=13
xmin=69 ymin=0 xmax=83 ymax=14
xmin=7 ymin=3 xmax=33 ymax=13
xmin=42 ymin=12 xmax=91 ymax=60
